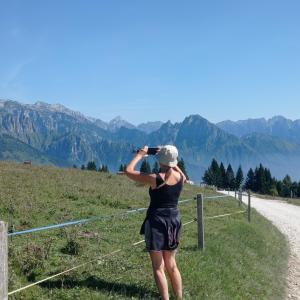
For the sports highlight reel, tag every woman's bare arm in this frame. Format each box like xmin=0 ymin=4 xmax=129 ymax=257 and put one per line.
xmin=173 ymin=165 xmax=187 ymax=183
xmin=125 ymin=146 xmax=156 ymax=187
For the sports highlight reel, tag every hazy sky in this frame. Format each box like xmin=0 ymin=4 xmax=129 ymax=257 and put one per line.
xmin=0 ymin=0 xmax=299 ymax=124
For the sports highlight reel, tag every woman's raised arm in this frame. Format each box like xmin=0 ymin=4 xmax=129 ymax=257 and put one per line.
xmin=125 ymin=146 xmax=156 ymax=187
xmin=173 ymin=165 xmax=187 ymax=183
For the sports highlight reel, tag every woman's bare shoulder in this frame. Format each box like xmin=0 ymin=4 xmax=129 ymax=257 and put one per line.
xmin=172 ymin=169 xmax=182 ymax=179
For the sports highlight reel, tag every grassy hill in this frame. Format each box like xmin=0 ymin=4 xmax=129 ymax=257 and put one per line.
xmin=0 ymin=162 xmax=288 ymax=299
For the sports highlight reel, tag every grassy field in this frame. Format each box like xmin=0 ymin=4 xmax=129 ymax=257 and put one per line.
xmin=252 ymin=193 xmax=300 ymax=207
xmin=287 ymin=199 xmax=300 ymax=206
xmin=0 ymin=161 xmax=289 ymax=300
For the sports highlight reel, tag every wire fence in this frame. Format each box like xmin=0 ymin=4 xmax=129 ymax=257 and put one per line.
xmin=0 ymin=191 xmax=251 ymax=298
xmin=7 ymin=198 xmax=197 ymax=237
xmin=7 ymin=218 xmax=197 ymax=296
xmin=7 ymin=195 xmax=229 ymax=238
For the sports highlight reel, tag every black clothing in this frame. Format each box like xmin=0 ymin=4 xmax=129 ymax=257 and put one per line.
xmin=148 ymin=174 xmax=183 ymax=209
xmin=140 ymin=173 xmax=183 ymax=251
xmin=142 ymin=207 xmax=181 ymax=251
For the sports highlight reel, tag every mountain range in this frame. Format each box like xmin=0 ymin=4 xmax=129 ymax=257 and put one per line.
xmin=217 ymin=117 xmax=300 ymax=145
xmin=1 ymin=99 xmax=300 ymax=182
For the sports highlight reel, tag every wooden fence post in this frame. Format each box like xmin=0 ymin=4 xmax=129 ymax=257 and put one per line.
xmin=197 ymin=194 xmax=205 ymax=251
xmin=248 ymin=191 xmax=251 ymax=222
xmin=234 ymin=190 xmax=237 ymax=199
xmin=0 ymin=221 xmax=8 ymax=300
xmin=238 ymin=191 xmax=242 ymax=207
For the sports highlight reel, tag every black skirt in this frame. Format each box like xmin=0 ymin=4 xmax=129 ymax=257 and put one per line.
xmin=140 ymin=207 xmax=182 ymax=251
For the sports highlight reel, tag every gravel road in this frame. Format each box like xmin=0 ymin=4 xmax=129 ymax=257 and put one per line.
xmin=223 ymin=191 xmax=300 ymax=300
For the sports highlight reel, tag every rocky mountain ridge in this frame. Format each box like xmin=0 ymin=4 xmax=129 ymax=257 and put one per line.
xmin=217 ymin=116 xmax=300 ymax=145
xmin=1 ymin=99 xmax=300 ymax=181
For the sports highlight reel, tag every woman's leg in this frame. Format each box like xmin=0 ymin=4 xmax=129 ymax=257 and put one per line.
xmin=149 ymin=251 xmax=169 ymax=300
xmin=163 ymin=250 xmax=183 ymax=299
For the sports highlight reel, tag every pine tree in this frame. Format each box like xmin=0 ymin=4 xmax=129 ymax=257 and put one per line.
xmin=140 ymin=160 xmax=151 ymax=174
xmin=219 ymin=162 xmax=226 ymax=189
xmin=81 ymin=164 xmax=85 ymax=170
xmin=140 ymin=161 xmax=146 ymax=173
xmin=225 ymin=164 xmax=235 ymax=190
xmin=211 ymin=159 xmax=221 ymax=187
xmin=276 ymin=180 xmax=283 ymax=196
xmin=202 ymin=159 xmax=224 ymax=187
xmin=235 ymin=165 xmax=244 ymax=191
xmin=269 ymin=181 xmax=278 ymax=196
xmin=253 ymin=167 xmax=259 ymax=192
xmin=245 ymin=168 xmax=255 ymax=191
xmin=73 ymin=164 xmax=77 ymax=169
xmin=297 ymin=182 xmax=300 ymax=197
xmin=99 ymin=165 xmax=106 ymax=172
xmin=87 ymin=161 xmax=97 ymax=171
xmin=291 ymin=181 xmax=298 ymax=198
xmin=177 ymin=158 xmax=189 ymax=179
xmin=202 ymin=169 xmax=213 ymax=185
xmin=281 ymin=175 xmax=292 ymax=197
xmin=254 ymin=164 xmax=267 ymax=194
xmin=152 ymin=161 xmax=160 ymax=174
xmin=100 ymin=165 xmax=109 ymax=173
xmin=146 ymin=161 xmax=151 ymax=174
xmin=119 ymin=164 xmax=124 ymax=172
xmin=263 ymin=167 xmax=273 ymax=194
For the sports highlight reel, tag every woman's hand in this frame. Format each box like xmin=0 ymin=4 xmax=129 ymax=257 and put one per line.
xmin=137 ymin=146 xmax=148 ymax=157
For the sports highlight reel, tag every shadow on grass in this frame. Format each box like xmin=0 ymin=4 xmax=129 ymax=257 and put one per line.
xmin=39 ymin=275 xmax=159 ymax=298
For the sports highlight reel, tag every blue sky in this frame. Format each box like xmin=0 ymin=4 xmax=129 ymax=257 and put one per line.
xmin=0 ymin=0 xmax=299 ymax=124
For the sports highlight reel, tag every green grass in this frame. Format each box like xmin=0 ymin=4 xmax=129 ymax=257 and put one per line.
xmin=287 ymin=199 xmax=300 ymax=206
xmin=0 ymin=161 xmax=288 ymax=300
xmin=252 ymin=192 xmax=300 ymax=207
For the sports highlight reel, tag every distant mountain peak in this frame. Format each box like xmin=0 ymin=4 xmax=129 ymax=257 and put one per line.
xmin=217 ymin=115 xmax=300 ymax=144
xmin=109 ymin=115 xmax=124 ymax=123
xmin=182 ymin=114 xmax=210 ymax=126
xmin=34 ymin=101 xmax=67 ymax=111
xmin=270 ymin=115 xmax=285 ymax=120
xmin=137 ymin=121 xmax=163 ymax=134
xmin=32 ymin=101 xmax=89 ymax=120
xmin=108 ymin=116 xmax=135 ymax=131
xmin=269 ymin=115 xmax=291 ymax=123
xmin=162 ymin=120 xmax=173 ymax=128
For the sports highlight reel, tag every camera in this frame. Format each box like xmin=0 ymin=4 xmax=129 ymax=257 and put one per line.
xmin=133 ymin=147 xmax=159 ymax=155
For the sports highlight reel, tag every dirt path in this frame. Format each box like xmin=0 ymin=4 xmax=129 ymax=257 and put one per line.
xmin=223 ymin=191 xmax=300 ymax=300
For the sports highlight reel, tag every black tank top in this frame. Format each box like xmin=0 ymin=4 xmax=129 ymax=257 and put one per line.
xmin=149 ymin=174 xmax=183 ymax=209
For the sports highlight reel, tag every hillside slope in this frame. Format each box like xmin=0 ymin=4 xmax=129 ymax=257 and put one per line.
xmin=0 ymin=162 xmax=288 ymax=300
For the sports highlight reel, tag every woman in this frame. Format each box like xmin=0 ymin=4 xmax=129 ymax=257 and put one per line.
xmin=125 ymin=145 xmax=186 ymax=300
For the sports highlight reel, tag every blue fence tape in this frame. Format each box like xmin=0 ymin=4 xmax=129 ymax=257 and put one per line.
xmin=8 ymin=198 xmax=195 ymax=237
xmin=8 ymin=219 xmax=90 ymax=237
xmin=8 ymin=207 xmax=147 ymax=237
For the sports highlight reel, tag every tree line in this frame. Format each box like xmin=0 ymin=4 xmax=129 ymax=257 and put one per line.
xmin=73 ymin=157 xmax=189 ymax=179
xmin=73 ymin=161 xmax=109 ymax=172
xmin=244 ymin=165 xmax=300 ymax=198
xmin=202 ymin=159 xmax=300 ymax=198
xmin=202 ymin=159 xmax=244 ymax=190
xmin=119 ymin=158 xmax=189 ymax=179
